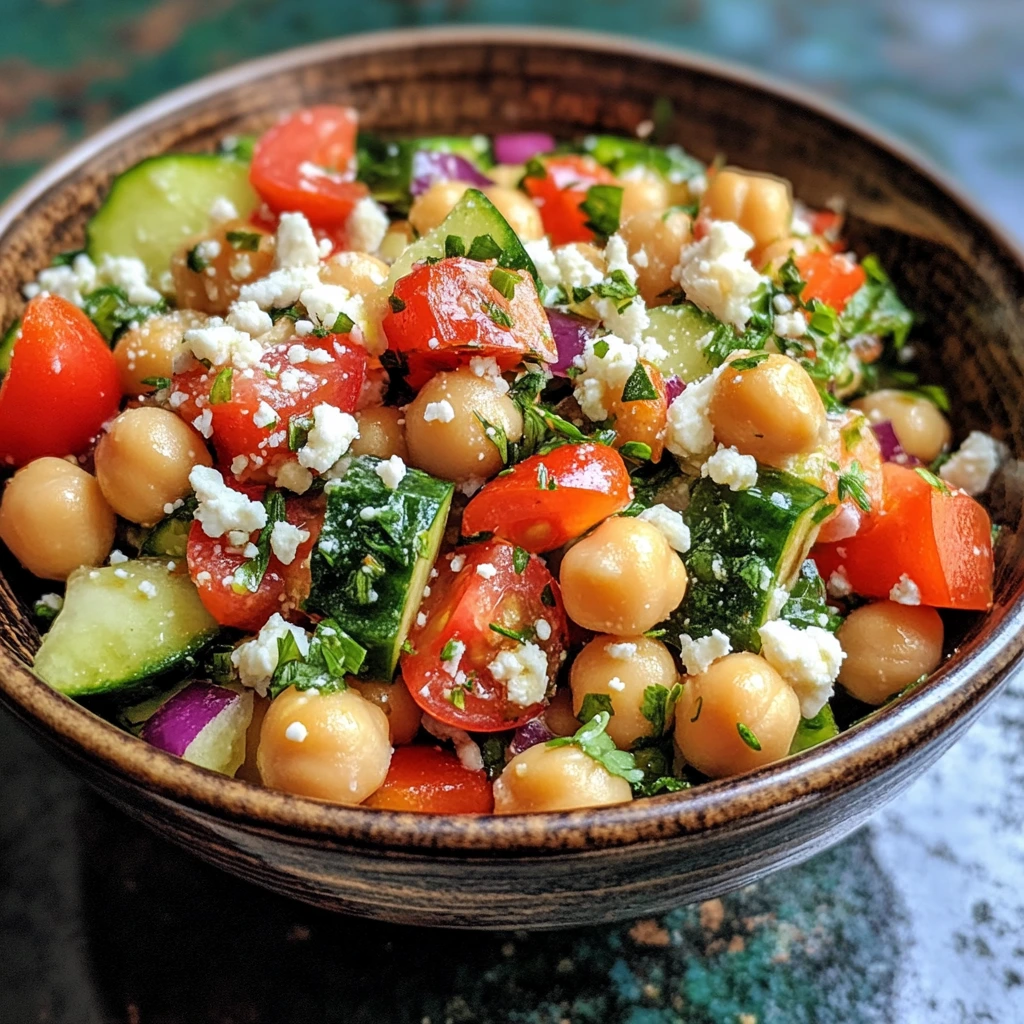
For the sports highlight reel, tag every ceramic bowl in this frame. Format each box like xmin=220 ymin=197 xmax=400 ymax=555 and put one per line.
xmin=1 ymin=27 xmax=1022 ymax=930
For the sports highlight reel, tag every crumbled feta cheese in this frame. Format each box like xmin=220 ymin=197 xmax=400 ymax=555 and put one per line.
xmin=297 ymin=403 xmax=359 ymax=473
xmin=231 ymin=613 xmax=310 ymax=697
xmin=242 ymin=543 xmax=259 ymax=559
xmin=108 ymin=549 xmax=129 ymax=565
xmin=606 ymin=641 xmax=636 ymax=660
xmin=373 ymin=454 xmax=407 ymax=490
xmin=416 ymin=611 xmax=428 ymax=628
xmin=456 ymin=476 xmax=484 ymax=497
xmin=469 ymin=356 xmax=510 ymax=393
xmin=345 ymin=196 xmax=389 ymax=254
xmin=701 ymin=444 xmax=758 ymax=491
xmin=114 ymin=568 xmax=130 ymax=580
xmin=38 ymin=593 xmax=63 ymax=612
xmin=189 ymin=465 xmax=267 ymax=539
xmin=631 ymin=246 xmax=649 ymax=269
xmin=284 ymin=721 xmax=308 ymax=743
xmin=774 ymin=311 xmax=807 ymax=339
xmin=938 ymin=430 xmax=1003 ymax=496
xmin=293 ymin=320 xmax=314 ymax=337
xmin=757 ymin=619 xmax=846 ymax=719
xmin=889 ymin=574 xmax=921 ymax=606
xmin=274 ymin=460 xmax=313 ymax=495
xmin=678 ymin=630 xmax=732 ymax=676
xmin=767 ymin=585 xmax=790 ymax=620
xmin=488 ymin=641 xmax=549 ymax=707
xmin=194 ymin=239 xmax=221 ymax=262
xmin=230 ymin=253 xmax=253 ymax=281
xmin=524 ymin=238 xmax=561 ymax=290
xmin=441 ymin=640 xmax=466 ymax=677
xmin=421 ymin=714 xmax=482 ymax=771
xmin=423 ymin=400 xmax=456 ymax=424
xmin=826 ymin=567 xmax=852 ymax=598
xmin=572 ymin=333 xmax=638 ymax=421
xmin=773 ymin=293 xmax=794 ymax=314
xmin=23 ymin=253 xmax=98 ymax=304
xmin=209 ymin=196 xmax=239 ymax=222
xmin=238 ymin=265 xmax=321 ymax=309
xmin=476 ymin=562 xmax=498 ymax=580
xmin=450 ymin=554 xmax=467 ymax=573
xmin=664 ymin=365 xmax=724 ymax=460
xmin=672 ymin=220 xmax=766 ymax=330
xmin=638 ymin=503 xmax=691 ymax=553
xmin=278 ymin=367 xmax=304 ymax=392
xmin=270 ymin=521 xmax=311 ymax=566
xmin=137 ymin=580 xmax=158 ymax=599
xmin=554 ymin=243 xmax=605 ymax=290
xmin=192 ymin=408 xmax=213 ymax=439
xmin=182 ymin=323 xmax=263 ymax=369
xmin=287 ymin=344 xmax=309 ymax=364
xmin=253 ymin=401 xmax=278 ymax=429
xmin=603 ymin=234 xmax=638 ymax=285
xmin=534 ymin=618 xmax=552 ymax=641
xmin=298 ymin=282 xmax=356 ymax=330
xmin=226 ymin=300 xmax=272 ymax=337
xmin=273 ymin=212 xmax=321 ymax=269
xmin=98 ymin=255 xmax=162 ymax=305
xmin=230 ymin=455 xmax=249 ymax=476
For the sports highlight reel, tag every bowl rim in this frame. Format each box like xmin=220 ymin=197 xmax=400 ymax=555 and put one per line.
xmin=1 ymin=24 xmax=1023 ymax=854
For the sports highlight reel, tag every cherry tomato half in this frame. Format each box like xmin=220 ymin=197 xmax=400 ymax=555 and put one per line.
xmin=795 ymin=251 xmax=866 ymax=313
xmin=522 ymin=155 xmax=618 ymax=245
xmin=462 ymin=443 xmax=633 ymax=552
xmin=401 ymin=540 xmax=569 ymax=732
xmin=363 ymin=745 xmax=494 ymax=813
xmin=0 ymin=295 xmax=120 ymax=467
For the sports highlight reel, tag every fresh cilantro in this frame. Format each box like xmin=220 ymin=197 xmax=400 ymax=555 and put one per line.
xmin=448 ymin=686 xmax=467 ymax=710
xmin=388 ymin=294 xmax=406 ymax=314
xmin=780 ymin=559 xmax=842 ymax=633
xmin=737 ymin=722 xmax=762 ymax=751
xmin=546 ymin=711 xmax=644 ymax=783
xmin=220 ymin=133 xmax=257 ymax=161
xmin=400 ymin=638 xmax=417 ymax=656
xmin=640 ymin=683 xmax=683 ymax=736
xmin=593 ymin=339 xmax=610 ymax=359
xmin=643 ymin=628 xmax=667 ymax=639
xmin=348 ymin=554 xmax=386 ymax=606
xmin=82 ymin=285 xmax=166 ymax=343
xmin=915 ymin=466 xmax=951 ymax=494
xmin=513 ymin=546 xmax=529 ymax=574
xmin=580 ymin=132 xmax=703 ymax=183
xmin=232 ymin=488 xmax=285 ymax=593
xmin=479 ymin=734 xmax=510 ymax=780
xmin=327 ymin=310 xmax=356 ymax=336
xmin=839 ymin=254 xmax=913 ymax=348
xmin=489 ymin=267 xmax=520 ymax=301
xmin=440 ymin=638 xmax=460 ymax=662
xmin=540 ymin=583 xmax=556 ymax=607
xmin=466 ymin=233 xmax=503 ymax=262
xmin=621 ymin=361 xmax=658 ymax=402
xmin=209 ymin=366 xmax=233 ymax=405
xmin=186 ymin=245 xmax=208 ymax=273
xmin=481 ymin=298 xmax=514 ymax=329
xmin=578 ymin=692 xmax=614 ymax=724
xmin=619 ymin=441 xmax=653 ymax=461
xmin=288 ymin=412 xmax=314 ymax=452
xmin=489 ymin=622 xmax=528 ymax=643
xmin=32 ymin=597 xmax=61 ymax=624
xmin=836 ymin=460 xmax=872 ymax=512
xmin=629 ymin=743 xmax=689 ymax=797
xmin=268 ymin=618 xmax=366 ymax=698
xmin=225 ymin=230 xmax=261 ymax=251
xmin=730 ymin=352 xmax=771 ymax=372
xmin=579 ymin=184 xmax=623 ymax=241
xmin=778 ymin=256 xmax=807 ymax=304
xmin=270 ymin=304 xmax=301 ymax=323
xmin=590 ymin=269 xmax=638 ymax=311
xmin=141 ymin=376 xmax=171 ymax=391
xmin=840 ymin=417 xmax=864 ymax=450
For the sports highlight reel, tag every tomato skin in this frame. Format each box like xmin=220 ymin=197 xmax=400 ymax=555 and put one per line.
xmin=522 ymin=155 xmax=618 ymax=245
xmin=186 ymin=493 xmax=322 ymax=630
xmin=171 ymin=333 xmax=365 ymax=482
xmin=402 ymin=540 xmax=569 ymax=732
xmin=462 ymin=443 xmax=633 ymax=552
xmin=250 ymin=105 xmax=368 ymax=226
xmin=363 ymin=745 xmax=494 ymax=813
xmin=383 ymin=257 xmax=556 ymax=389
xmin=795 ymin=251 xmax=866 ymax=313
xmin=812 ymin=462 xmax=993 ymax=611
xmin=0 ymin=296 xmax=121 ymax=467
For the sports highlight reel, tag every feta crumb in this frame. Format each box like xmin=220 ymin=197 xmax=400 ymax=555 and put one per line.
xmin=253 ymin=401 xmax=278 ymax=429
xmin=270 ymin=521 xmax=311 ymax=566
xmin=889 ymin=573 xmax=921 ymax=605
xmin=38 ymin=593 xmax=63 ymax=612
xmin=113 ymin=568 xmax=130 ymax=580
xmin=108 ymin=549 xmax=129 ymax=565
xmin=826 ymin=568 xmax=852 ymax=598
xmin=345 ymin=196 xmax=390 ymax=253
xmin=189 ymin=465 xmax=267 ymax=539
xmin=774 ymin=311 xmax=807 ymax=339
xmin=572 ymin=333 xmax=638 ymax=421
xmin=298 ymin=282 xmax=358 ymax=331
xmin=678 ymin=630 xmax=732 ymax=676
xmin=441 ymin=640 xmax=466 ymax=677
xmin=701 ymin=444 xmax=758 ymax=491
xmin=421 ymin=714 xmax=483 ymax=771
xmin=273 ymin=212 xmax=321 ymax=269
xmin=606 ymin=641 xmax=636 ymax=659
xmin=469 ymin=356 xmax=509 ymax=393
xmin=450 ymin=554 xmax=467 ymax=573
xmin=757 ymin=619 xmax=846 ymax=719
xmin=287 ymin=344 xmax=310 ymax=364
xmin=284 ymin=721 xmax=308 ymax=743
xmin=416 ymin=611 xmax=428 ymax=628
xmin=603 ymin=234 xmax=638 ymax=285
xmin=230 ymin=455 xmax=249 ymax=476
xmin=638 ymin=503 xmax=691 ymax=553
xmin=231 ymin=613 xmax=310 ymax=697
xmin=523 ymin=238 xmax=561 ymax=290
xmin=476 ymin=562 xmax=498 ymax=579
xmin=98 ymin=255 xmax=162 ymax=305
xmin=192 ymin=408 xmax=213 ymax=439
xmin=293 ymin=320 xmax=314 ymax=337
xmin=373 ymin=454 xmax=407 ymax=490
xmin=137 ymin=580 xmax=158 ymax=599
xmin=534 ymin=618 xmax=552 ymax=641
xmin=242 ymin=543 xmax=259 ymax=559
xmin=238 ymin=265 xmax=321 ymax=309
xmin=423 ymin=400 xmax=456 ymax=424
xmin=773 ymin=293 xmax=794 ymax=314
xmin=938 ymin=430 xmax=1003 ymax=496
xmin=607 ymin=676 xmax=626 ymax=692
xmin=664 ymin=364 xmax=724 ymax=459
xmin=226 ymin=300 xmax=273 ymax=337
xmin=488 ymin=641 xmax=550 ymax=707
xmin=182 ymin=323 xmax=263 ymax=369
xmin=274 ymin=460 xmax=313 ymax=495
xmin=296 ymin=403 xmax=359 ymax=473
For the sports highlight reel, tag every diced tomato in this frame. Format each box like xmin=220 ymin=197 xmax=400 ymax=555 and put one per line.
xmin=0 ymin=295 xmax=120 ymax=467
xmin=402 ymin=540 xmax=569 ymax=732
xmin=812 ymin=462 xmax=993 ymax=610
xmin=186 ymin=493 xmax=323 ymax=630
xmin=795 ymin=251 xmax=866 ymax=313
xmin=171 ymin=333 xmax=365 ymax=482
xmin=608 ymin=360 xmax=668 ymax=463
xmin=249 ymin=105 xmax=368 ymax=226
xmin=383 ymin=257 xmax=555 ymax=389
xmin=462 ymin=443 xmax=632 ymax=552
xmin=363 ymin=745 xmax=494 ymax=813
xmin=813 ymin=410 xmax=884 ymax=544
xmin=522 ymin=155 xmax=618 ymax=245
xmin=808 ymin=209 xmax=843 ymax=240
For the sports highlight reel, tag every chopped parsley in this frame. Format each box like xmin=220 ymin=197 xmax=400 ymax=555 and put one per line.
xmin=640 ymin=682 xmax=683 ymax=736
xmin=730 ymin=351 xmax=772 ymax=372
xmin=513 ymin=546 xmax=530 ymax=574
xmin=489 ymin=267 xmax=520 ymax=301
xmin=186 ymin=245 xmax=209 ymax=273
xmin=141 ymin=376 xmax=171 ymax=391
xmin=444 ymin=233 xmax=466 ymax=258
xmin=737 ymin=722 xmax=762 ymax=751
xmin=489 ymin=622 xmax=528 ymax=643
xmin=466 ymin=233 xmax=504 ymax=262
xmin=621 ymin=361 xmax=658 ymax=402
xmin=287 ymin=412 xmax=314 ymax=452
xmin=225 ymin=230 xmax=261 ymax=251
xmin=915 ymin=466 xmax=951 ymax=494
xmin=481 ymin=298 xmax=514 ymax=329
xmin=440 ymin=638 xmax=460 ymax=662
xmin=388 ymin=294 xmax=406 ymax=314
xmin=834 ymin=460 xmax=872 ymax=512
xmin=578 ymin=692 xmax=614 ymax=724
xmin=209 ymin=366 xmax=233 ymax=405
xmin=546 ymin=711 xmax=643 ymax=783
xmin=579 ymin=184 xmax=623 ymax=241
xmin=232 ymin=487 xmax=284 ymax=594
xmin=268 ymin=618 xmax=366 ymax=698
xmin=82 ymin=285 xmax=166 ymax=343
xmin=540 ymin=583 xmax=556 ymax=607
xmin=619 ymin=441 xmax=653 ymax=461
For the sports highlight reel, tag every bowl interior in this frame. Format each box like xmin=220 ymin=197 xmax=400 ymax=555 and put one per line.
xmin=1 ymin=28 xmax=1023 ymax=851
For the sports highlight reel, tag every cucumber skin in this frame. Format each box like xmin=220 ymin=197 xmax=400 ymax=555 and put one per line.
xmin=789 ymin=703 xmax=839 ymax=754
xmin=307 ymin=457 xmax=454 ymax=679
xmin=667 ymin=467 xmax=826 ymax=652
xmin=646 ymin=303 xmax=716 ymax=383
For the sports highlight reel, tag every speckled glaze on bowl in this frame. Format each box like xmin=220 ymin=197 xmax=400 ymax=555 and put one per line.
xmin=1 ymin=27 xmax=1023 ymax=930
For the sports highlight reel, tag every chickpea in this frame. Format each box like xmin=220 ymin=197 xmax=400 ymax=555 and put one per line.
xmin=559 ymin=517 xmax=688 ymax=635
xmin=674 ymin=652 xmax=800 ymax=778
xmin=493 ymin=743 xmax=633 ymax=813
xmin=405 ymin=368 xmax=523 ymax=482
xmin=544 ymin=686 xmax=581 ymax=737
xmin=488 ymin=164 xmax=525 ymax=190
xmin=701 ymin=168 xmax=793 ymax=250
xmin=0 ymin=458 xmax=115 ymax=580
xmin=258 ymin=685 xmax=392 ymax=803
xmin=757 ymin=235 xmax=811 ymax=273
xmin=94 ymin=407 xmax=212 ymax=526
xmin=709 ymin=353 xmax=826 ymax=465
xmin=349 ymin=678 xmax=422 ymax=745
xmin=351 ymin=406 xmax=408 ymax=461
xmin=570 ymin=635 xmax=679 ymax=748
xmin=409 ymin=180 xmax=470 ymax=236
xmin=378 ymin=220 xmax=415 ymax=263
xmin=619 ymin=174 xmax=669 ymax=222
xmin=482 ymin=185 xmax=544 ymax=241
xmin=838 ymin=601 xmax=944 ymax=705
xmin=618 ymin=209 xmax=691 ymax=306
xmin=170 ymin=219 xmax=275 ymax=315
xmin=114 ymin=310 xmax=208 ymax=396
xmin=852 ymin=389 xmax=951 ymax=462
xmin=320 ymin=251 xmax=390 ymax=298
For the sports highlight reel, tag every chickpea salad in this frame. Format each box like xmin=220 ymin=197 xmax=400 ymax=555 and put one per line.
xmin=0 ymin=105 xmax=1001 ymax=814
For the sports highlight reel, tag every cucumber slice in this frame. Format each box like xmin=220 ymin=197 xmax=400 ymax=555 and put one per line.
xmin=86 ymin=154 xmax=259 ymax=284
xmin=789 ymin=703 xmax=839 ymax=754
xmin=306 ymin=456 xmax=454 ymax=679
xmin=646 ymin=303 xmax=716 ymax=383
xmin=667 ymin=467 xmax=826 ymax=652
xmin=0 ymin=317 xmax=20 ymax=377
xmin=139 ymin=498 xmax=197 ymax=559
xmin=34 ymin=560 xmax=219 ymax=698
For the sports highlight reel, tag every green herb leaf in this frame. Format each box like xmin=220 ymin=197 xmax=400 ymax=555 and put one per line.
xmin=440 ymin=638 xmax=460 ymax=662
xmin=523 ymin=156 xmax=547 ymax=180
xmin=388 ymin=294 xmax=406 ymax=314
xmin=81 ymin=285 xmax=167 ymax=343
xmin=780 ymin=559 xmax=842 ymax=633
xmin=540 ymin=583 xmax=556 ymax=607
xmin=225 ymin=230 xmax=261 ymax=252
xmin=489 ymin=267 xmax=520 ymax=301
xmin=915 ymin=466 xmax=951 ymax=494
xmin=445 ymin=233 xmax=467 ymax=259
xmin=737 ymin=722 xmax=762 ymax=751
xmin=578 ymin=692 xmax=614 ymax=724
xmin=778 ymin=256 xmax=807 ymax=304
xmin=912 ymin=384 xmax=951 ymax=413
xmin=270 ymin=304 xmax=301 ymax=323
xmin=547 ymin=711 xmax=644 ymax=783
xmin=839 ymin=254 xmax=913 ymax=348
xmin=50 ymin=248 xmax=87 ymax=268
xmin=466 ymin=233 xmax=503 ymax=262
xmin=592 ymin=339 xmax=610 ymax=359
xmin=220 ymin=133 xmax=257 ymax=161
xmin=640 ymin=682 xmax=683 ymax=736
xmin=288 ymin=413 xmax=314 ymax=452
xmin=479 ymin=734 xmax=510 ymax=780
xmin=232 ymin=488 xmax=284 ymax=594
xmin=619 ymin=441 xmax=653 ymax=461
xmin=579 ymin=184 xmax=623 ymax=241
xmin=489 ymin=622 xmax=528 ymax=643
xmin=268 ymin=618 xmax=366 ymax=698
xmin=836 ymin=460 xmax=872 ymax=512
xmin=209 ymin=366 xmax=233 ymax=405
xmin=186 ymin=245 xmax=208 ymax=273
xmin=621 ymin=361 xmax=658 ymax=403
xmin=141 ymin=376 xmax=171 ymax=391
xmin=481 ymin=298 xmax=514 ymax=329
xmin=513 ymin=546 xmax=529 ymax=574
xmin=730 ymin=351 xmax=772 ymax=372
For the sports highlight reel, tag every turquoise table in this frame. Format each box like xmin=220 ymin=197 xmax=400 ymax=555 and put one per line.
xmin=2 ymin=3 xmax=1022 ymax=1021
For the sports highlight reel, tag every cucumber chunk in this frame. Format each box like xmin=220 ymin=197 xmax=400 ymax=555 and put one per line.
xmin=667 ymin=467 xmax=826 ymax=652
xmin=34 ymin=560 xmax=219 ymax=698
xmin=138 ymin=498 xmax=197 ymax=559
xmin=789 ymin=703 xmax=839 ymax=754
xmin=306 ymin=456 xmax=453 ymax=679
xmin=646 ymin=303 xmax=716 ymax=383
xmin=86 ymin=154 xmax=259 ymax=284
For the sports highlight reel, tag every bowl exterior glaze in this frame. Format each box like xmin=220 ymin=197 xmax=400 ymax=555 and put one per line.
xmin=1 ymin=27 xmax=1023 ymax=929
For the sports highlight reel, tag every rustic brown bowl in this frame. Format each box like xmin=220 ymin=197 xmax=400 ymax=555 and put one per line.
xmin=1 ymin=27 xmax=1023 ymax=930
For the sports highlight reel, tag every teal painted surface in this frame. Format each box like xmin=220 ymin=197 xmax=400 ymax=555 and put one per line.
xmin=1 ymin=3 xmax=1023 ymax=1022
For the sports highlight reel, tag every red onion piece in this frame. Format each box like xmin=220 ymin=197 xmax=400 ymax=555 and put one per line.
xmin=509 ymin=717 xmax=555 ymax=756
xmin=493 ymin=133 xmax=556 ymax=166
xmin=871 ymin=420 xmax=920 ymax=466
xmin=410 ymin=150 xmax=492 ymax=196
xmin=665 ymin=375 xmax=686 ymax=406
xmin=546 ymin=309 xmax=594 ymax=375
xmin=141 ymin=682 xmax=239 ymax=757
